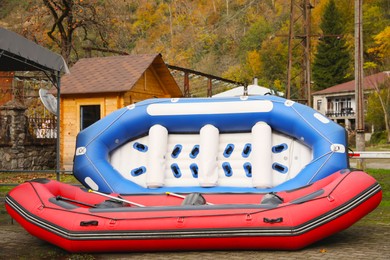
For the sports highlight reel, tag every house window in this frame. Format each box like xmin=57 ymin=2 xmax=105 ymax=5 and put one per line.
xmin=334 ymin=99 xmax=340 ymax=113
xmin=340 ymin=98 xmax=345 ymax=111
xmin=327 ymin=99 xmax=333 ymax=111
xmin=317 ymin=100 xmax=322 ymax=111
xmin=80 ymin=105 xmax=100 ymax=130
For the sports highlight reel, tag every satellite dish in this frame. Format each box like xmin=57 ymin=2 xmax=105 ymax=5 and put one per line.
xmin=39 ymin=88 xmax=57 ymax=115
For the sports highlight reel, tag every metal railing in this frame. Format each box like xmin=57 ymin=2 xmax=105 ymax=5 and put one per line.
xmin=0 ymin=115 xmax=56 ymax=143
xmin=27 ymin=116 xmax=57 ymax=139
xmin=326 ymin=108 xmax=355 ymax=118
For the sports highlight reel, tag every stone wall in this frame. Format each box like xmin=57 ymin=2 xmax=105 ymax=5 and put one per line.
xmin=0 ymin=100 xmax=56 ymax=171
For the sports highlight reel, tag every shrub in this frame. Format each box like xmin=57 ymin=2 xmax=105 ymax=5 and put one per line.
xmin=370 ymin=131 xmax=388 ymax=145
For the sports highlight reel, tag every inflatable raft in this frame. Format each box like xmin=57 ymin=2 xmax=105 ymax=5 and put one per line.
xmin=73 ymin=96 xmax=349 ymax=194
xmin=5 ymin=169 xmax=382 ymax=252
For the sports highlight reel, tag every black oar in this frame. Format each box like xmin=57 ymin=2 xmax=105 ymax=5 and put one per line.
xmin=166 ymin=192 xmax=214 ymax=205
xmin=56 ymin=195 xmax=96 ymax=208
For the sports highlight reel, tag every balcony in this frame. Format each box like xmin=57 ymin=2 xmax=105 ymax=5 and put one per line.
xmin=326 ymin=108 xmax=355 ymax=118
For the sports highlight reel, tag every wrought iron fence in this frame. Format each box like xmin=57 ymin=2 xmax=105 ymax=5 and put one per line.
xmin=326 ymin=108 xmax=355 ymax=118
xmin=0 ymin=115 xmax=56 ymax=145
xmin=27 ymin=116 xmax=57 ymax=139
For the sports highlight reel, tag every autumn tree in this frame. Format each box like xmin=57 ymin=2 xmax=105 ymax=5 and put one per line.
xmin=363 ymin=0 xmax=390 ymax=65
xmin=366 ymin=26 xmax=390 ymax=143
xmin=367 ymin=26 xmax=390 ymax=70
xmin=0 ymin=0 xmax=20 ymax=19
xmin=40 ymin=0 xmax=119 ymax=63
xmin=366 ymin=75 xmax=390 ymax=143
xmin=312 ymin=0 xmax=352 ymax=91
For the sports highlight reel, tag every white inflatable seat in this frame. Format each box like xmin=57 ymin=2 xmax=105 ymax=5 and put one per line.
xmin=251 ymin=122 xmax=273 ymax=188
xmin=146 ymin=124 xmax=168 ymax=188
xmin=198 ymin=124 xmax=219 ymax=187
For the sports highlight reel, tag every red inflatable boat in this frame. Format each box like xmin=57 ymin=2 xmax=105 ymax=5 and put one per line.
xmin=5 ymin=169 xmax=381 ymax=253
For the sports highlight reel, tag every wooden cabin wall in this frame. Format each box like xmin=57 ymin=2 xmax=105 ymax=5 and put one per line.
xmin=60 ymin=68 xmax=177 ymax=170
xmin=60 ymin=93 xmax=123 ymax=170
xmin=124 ymin=69 xmax=171 ymax=105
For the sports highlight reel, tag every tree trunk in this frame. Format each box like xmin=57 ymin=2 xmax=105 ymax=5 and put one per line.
xmin=377 ymin=91 xmax=390 ymax=143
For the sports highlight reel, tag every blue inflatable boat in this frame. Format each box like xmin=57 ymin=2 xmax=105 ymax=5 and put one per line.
xmin=73 ymin=96 xmax=349 ymax=194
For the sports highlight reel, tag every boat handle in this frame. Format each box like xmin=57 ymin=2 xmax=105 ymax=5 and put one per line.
xmin=327 ymin=195 xmax=335 ymax=202
xmin=263 ymin=217 xmax=283 ymax=224
xmin=80 ymin=220 xmax=99 ymax=226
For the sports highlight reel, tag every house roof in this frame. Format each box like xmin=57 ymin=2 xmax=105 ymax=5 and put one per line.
xmin=312 ymin=71 xmax=390 ymax=96
xmin=60 ymin=54 xmax=181 ymax=95
xmin=0 ymin=27 xmax=69 ymax=74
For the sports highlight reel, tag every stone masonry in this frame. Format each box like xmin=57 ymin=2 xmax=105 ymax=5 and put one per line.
xmin=0 ymin=100 xmax=56 ymax=170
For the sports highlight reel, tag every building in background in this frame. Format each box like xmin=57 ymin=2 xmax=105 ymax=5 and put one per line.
xmin=312 ymin=71 xmax=389 ymax=138
xmin=59 ymin=54 xmax=183 ymax=170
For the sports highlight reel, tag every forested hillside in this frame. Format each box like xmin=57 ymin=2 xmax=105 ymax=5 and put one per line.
xmin=0 ymin=0 xmax=388 ymax=94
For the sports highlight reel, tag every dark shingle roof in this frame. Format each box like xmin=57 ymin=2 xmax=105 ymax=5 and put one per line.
xmin=60 ymin=54 xmax=178 ymax=95
xmin=312 ymin=71 xmax=389 ymax=95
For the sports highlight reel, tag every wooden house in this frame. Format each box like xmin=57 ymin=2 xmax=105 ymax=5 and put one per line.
xmin=60 ymin=54 xmax=183 ymax=170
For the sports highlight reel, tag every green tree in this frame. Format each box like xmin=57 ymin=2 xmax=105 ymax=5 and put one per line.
xmin=258 ymin=37 xmax=288 ymax=89
xmin=239 ymin=17 xmax=272 ymax=57
xmin=312 ymin=0 xmax=352 ymax=91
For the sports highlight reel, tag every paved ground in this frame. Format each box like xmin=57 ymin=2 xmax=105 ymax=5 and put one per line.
xmin=349 ymin=158 xmax=390 ymax=169
xmin=0 ymin=216 xmax=389 ymax=260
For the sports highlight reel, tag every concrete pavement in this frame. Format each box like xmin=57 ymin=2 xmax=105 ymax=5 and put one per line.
xmin=0 ymin=219 xmax=388 ymax=259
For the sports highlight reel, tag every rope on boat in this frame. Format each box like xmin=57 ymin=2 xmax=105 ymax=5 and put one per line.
xmin=307 ymin=151 xmax=335 ymax=184
xmin=289 ymin=102 xmax=333 ymax=145
xmin=85 ymin=153 xmax=115 ymax=193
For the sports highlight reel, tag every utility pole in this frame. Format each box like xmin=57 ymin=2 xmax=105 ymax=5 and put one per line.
xmin=355 ymin=0 xmax=365 ymax=169
xmin=303 ymin=0 xmax=312 ymax=107
xmin=286 ymin=0 xmax=295 ymax=100
xmin=286 ymin=0 xmax=313 ymax=105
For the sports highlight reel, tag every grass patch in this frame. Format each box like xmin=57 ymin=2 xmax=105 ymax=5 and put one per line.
xmin=0 ymin=172 xmax=79 ymax=197
xmin=0 ymin=172 xmax=78 ymax=184
xmin=357 ymin=168 xmax=390 ymax=226
xmin=0 ymin=172 xmax=81 ymax=225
